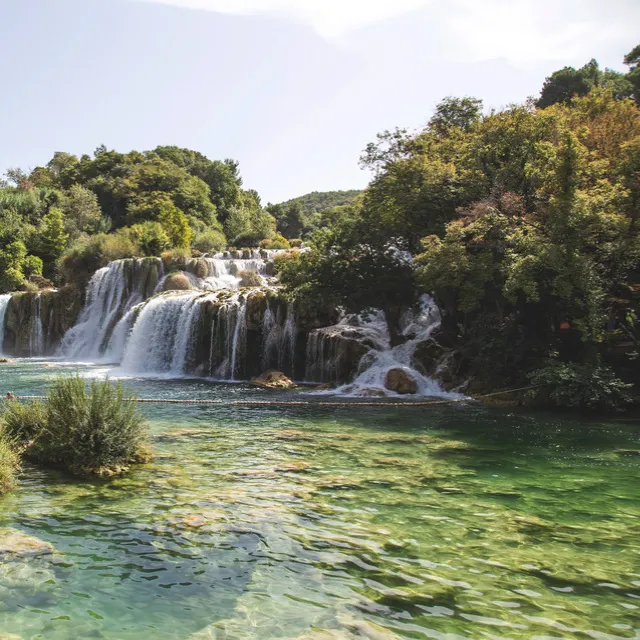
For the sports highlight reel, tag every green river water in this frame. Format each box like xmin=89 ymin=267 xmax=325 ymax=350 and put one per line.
xmin=0 ymin=359 xmax=639 ymax=639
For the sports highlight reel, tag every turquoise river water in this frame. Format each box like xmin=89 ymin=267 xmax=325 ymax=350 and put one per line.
xmin=0 ymin=359 xmax=639 ymax=639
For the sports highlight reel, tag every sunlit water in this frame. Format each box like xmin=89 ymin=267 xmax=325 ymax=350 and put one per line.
xmin=1 ymin=359 xmax=639 ymax=639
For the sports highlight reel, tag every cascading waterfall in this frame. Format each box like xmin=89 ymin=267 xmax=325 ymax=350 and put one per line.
xmin=29 ymin=294 xmax=45 ymax=357
xmin=307 ymin=297 xmax=458 ymax=397
xmin=261 ymin=301 xmax=297 ymax=374
xmin=0 ymin=294 xmax=11 ymax=356
xmin=119 ymin=291 xmax=252 ymax=379
xmin=58 ymin=258 xmax=163 ymax=360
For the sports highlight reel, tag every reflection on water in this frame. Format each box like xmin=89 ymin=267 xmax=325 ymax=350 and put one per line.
xmin=0 ymin=359 xmax=639 ymax=639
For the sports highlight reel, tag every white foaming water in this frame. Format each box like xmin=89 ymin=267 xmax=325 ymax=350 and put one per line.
xmin=0 ymin=294 xmax=11 ymax=355
xmin=120 ymin=290 xmax=251 ymax=380
xmin=58 ymin=258 xmax=163 ymax=360
xmin=29 ymin=294 xmax=45 ymax=357
xmin=310 ymin=296 xmax=460 ymax=398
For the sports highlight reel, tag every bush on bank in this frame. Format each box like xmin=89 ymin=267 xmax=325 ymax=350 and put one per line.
xmin=0 ymin=427 xmax=20 ymax=495
xmin=1 ymin=376 xmax=151 ymax=478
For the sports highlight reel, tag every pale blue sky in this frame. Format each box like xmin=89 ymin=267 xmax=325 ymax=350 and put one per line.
xmin=1 ymin=0 xmax=638 ymax=203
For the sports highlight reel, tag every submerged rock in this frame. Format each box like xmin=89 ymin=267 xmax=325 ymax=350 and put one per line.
xmin=384 ymin=368 xmax=417 ymax=394
xmin=251 ymin=370 xmax=296 ymax=389
xmin=0 ymin=529 xmax=55 ymax=559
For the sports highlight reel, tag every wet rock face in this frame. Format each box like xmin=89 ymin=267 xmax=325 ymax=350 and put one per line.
xmin=305 ymin=326 xmax=380 ymax=384
xmin=3 ymin=287 xmax=83 ymax=357
xmin=384 ymin=368 xmax=418 ymax=394
xmin=251 ymin=370 xmax=296 ymax=389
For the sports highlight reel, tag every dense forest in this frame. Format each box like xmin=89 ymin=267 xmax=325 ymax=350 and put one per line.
xmin=1 ymin=45 xmax=639 ymax=411
xmin=278 ymin=46 xmax=640 ymax=411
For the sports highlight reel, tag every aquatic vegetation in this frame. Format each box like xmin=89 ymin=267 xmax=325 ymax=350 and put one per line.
xmin=2 ymin=376 xmax=150 ymax=477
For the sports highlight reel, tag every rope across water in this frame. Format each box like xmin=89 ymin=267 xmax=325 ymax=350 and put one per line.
xmin=6 ymin=386 xmax=540 ymax=407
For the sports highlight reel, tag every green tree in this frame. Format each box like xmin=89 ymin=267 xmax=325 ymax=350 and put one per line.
xmin=38 ymin=207 xmax=69 ymax=271
xmin=61 ymin=184 xmax=103 ymax=237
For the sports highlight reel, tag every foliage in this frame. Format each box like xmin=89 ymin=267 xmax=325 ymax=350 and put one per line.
xmin=129 ymin=221 xmax=171 ymax=257
xmin=22 ymin=254 xmax=43 ymax=277
xmin=259 ymin=234 xmax=290 ymax=250
xmin=163 ymin=272 xmax=192 ymax=291
xmin=0 ymin=427 xmax=20 ymax=495
xmin=3 ymin=377 xmax=150 ymax=476
xmin=192 ymin=229 xmax=227 ymax=253
xmin=537 ymin=55 xmax=635 ymax=108
xmin=0 ymin=267 xmax=26 ymax=293
xmin=528 ymin=361 xmax=633 ymax=412
xmin=277 ymin=220 xmax=417 ymax=342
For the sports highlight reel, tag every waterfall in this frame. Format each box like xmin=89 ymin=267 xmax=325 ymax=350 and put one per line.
xmin=280 ymin=303 xmax=296 ymax=372
xmin=307 ymin=297 xmax=458 ymax=398
xmin=260 ymin=301 xmax=297 ymax=374
xmin=120 ymin=291 xmax=250 ymax=380
xmin=120 ymin=292 xmax=203 ymax=375
xmin=29 ymin=294 xmax=45 ymax=357
xmin=58 ymin=258 xmax=163 ymax=360
xmin=0 ymin=294 xmax=11 ymax=356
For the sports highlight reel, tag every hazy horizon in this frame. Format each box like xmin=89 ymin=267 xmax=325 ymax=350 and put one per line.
xmin=1 ymin=0 xmax=638 ymax=202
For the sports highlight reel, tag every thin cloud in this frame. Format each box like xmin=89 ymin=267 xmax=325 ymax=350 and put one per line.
xmin=134 ymin=0 xmax=433 ymax=37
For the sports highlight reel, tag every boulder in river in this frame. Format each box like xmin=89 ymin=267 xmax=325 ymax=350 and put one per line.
xmin=0 ymin=529 xmax=55 ymax=559
xmin=384 ymin=368 xmax=418 ymax=394
xmin=251 ymin=370 xmax=296 ymax=389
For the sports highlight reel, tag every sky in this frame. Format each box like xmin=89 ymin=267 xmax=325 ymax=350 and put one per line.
xmin=1 ymin=0 xmax=639 ymax=203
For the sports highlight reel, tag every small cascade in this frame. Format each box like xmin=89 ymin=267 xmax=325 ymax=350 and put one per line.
xmin=261 ymin=301 xmax=297 ymax=373
xmin=28 ymin=294 xmax=45 ymax=357
xmin=161 ymin=251 xmax=286 ymax=291
xmin=308 ymin=297 xmax=459 ymax=398
xmin=0 ymin=294 xmax=11 ymax=355
xmin=58 ymin=258 xmax=163 ymax=360
xmin=280 ymin=303 xmax=297 ymax=372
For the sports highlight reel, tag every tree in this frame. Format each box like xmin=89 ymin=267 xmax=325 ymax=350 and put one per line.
xmin=61 ymin=184 xmax=103 ymax=237
xmin=38 ymin=207 xmax=69 ymax=271
xmin=624 ymin=44 xmax=640 ymax=104
xmin=278 ymin=219 xmax=417 ymax=344
xmin=428 ymin=96 xmax=483 ymax=134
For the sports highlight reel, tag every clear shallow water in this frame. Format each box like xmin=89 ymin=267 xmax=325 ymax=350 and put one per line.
xmin=1 ymin=359 xmax=639 ymax=640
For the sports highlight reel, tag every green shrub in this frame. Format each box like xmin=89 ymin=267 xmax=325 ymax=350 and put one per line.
xmin=1 ymin=399 xmax=47 ymax=443
xmin=58 ymin=231 xmax=142 ymax=286
xmin=0 ymin=428 xmax=20 ymax=495
xmin=129 ymin=221 xmax=171 ymax=257
xmin=22 ymin=255 xmax=43 ymax=277
xmin=528 ymin=361 xmax=633 ymax=413
xmin=259 ymin=234 xmax=290 ymax=250
xmin=0 ymin=267 xmax=26 ymax=293
xmin=3 ymin=377 xmax=150 ymax=477
xmin=192 ymin=229 xmax=227 ymax=254
xmin=238 ymin=269 xmax=262 ymax=287
xmin=289 ymin=238 xmax=303 ymax=248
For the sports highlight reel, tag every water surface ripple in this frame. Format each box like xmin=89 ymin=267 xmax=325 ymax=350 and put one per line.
xmin=0 ymin=360 xmax=639 ymax=639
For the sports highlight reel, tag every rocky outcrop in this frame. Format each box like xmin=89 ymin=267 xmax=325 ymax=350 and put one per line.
xmin=385 ymin=368 xmax=418 ymax=394
xmin=251 ymin=370 xmax=296 ymax=389
xmin=3 ymin=287 xmax=83 ymax=357
xmin=305 ymin=325 xmax=382 ymax=384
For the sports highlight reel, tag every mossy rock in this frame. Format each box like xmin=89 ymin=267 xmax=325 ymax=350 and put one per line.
xmin=163 ymin=272 xmax=192 ymax=291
